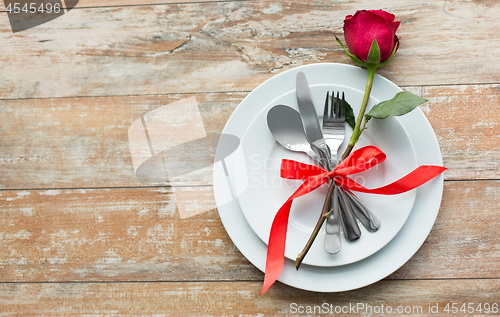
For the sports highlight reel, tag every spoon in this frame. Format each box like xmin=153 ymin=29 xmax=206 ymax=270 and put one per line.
xmin=267 ymin=105 xmax=323 ymax=167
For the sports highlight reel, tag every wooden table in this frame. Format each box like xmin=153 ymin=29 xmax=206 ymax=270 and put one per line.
xmin=1 ymin=0 xmax=499 ymax=315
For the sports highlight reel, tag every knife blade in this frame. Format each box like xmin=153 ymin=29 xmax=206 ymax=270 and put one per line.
xmin=295 ymin=71 xmax=331 ymax=170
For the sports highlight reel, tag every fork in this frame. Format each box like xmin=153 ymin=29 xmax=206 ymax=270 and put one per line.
xmin=323 ymin=92 xmax=346 ymax=167
xmin=325 ymin=92 xmax=381 ymax=233
xmin=323 ymin=92 xmax=361 ymax=252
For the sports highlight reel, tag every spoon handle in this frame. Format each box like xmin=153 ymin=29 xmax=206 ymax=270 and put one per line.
xmin=305 ymin=147 xmax=323 ymax=167
xmin=344 ymin=189 xmax=381 ymax=232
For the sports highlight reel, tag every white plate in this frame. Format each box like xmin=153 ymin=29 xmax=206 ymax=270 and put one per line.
xmin=214 ymin=63 xmax=444 ymax=292
xmin=235 ymin=84 xmax=417 ymax=267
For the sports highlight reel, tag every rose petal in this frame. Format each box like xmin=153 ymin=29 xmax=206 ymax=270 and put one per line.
xmin=389 ymin=20 xmax=401 ymax=35
xmin=369 ymin=9 xmax=396 ymax=24
xmin=370 ymin=9 xmax=401 ymax=35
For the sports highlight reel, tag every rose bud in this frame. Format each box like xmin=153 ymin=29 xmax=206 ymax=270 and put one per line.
xmin=337 ymin=10 xmax=400 ymax=68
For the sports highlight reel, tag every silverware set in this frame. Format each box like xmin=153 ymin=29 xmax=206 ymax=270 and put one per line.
xmin=266 ymin=71 xmax=380 ymax=254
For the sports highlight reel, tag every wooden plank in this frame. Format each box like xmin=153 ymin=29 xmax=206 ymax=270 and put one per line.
xmin=1 ymin=84 xmax=499 ymax=190
xmin=0 ymin=186 xmax=262 ymax=282
xmin=421 ymin=84 xmax=500 ymax=180
xmin=1 ymin=0 xmax=500 ymax=99
xmin=0 ymin=279 xmax=499 ymax=315
xmin=0 ymin=180 xmax=498 ymax=282
xmin=0 ymin=93 xmax=242 ymax=189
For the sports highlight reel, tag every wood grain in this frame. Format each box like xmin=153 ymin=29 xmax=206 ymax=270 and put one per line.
xmin=0 ymin=181 xmax=498 ymax=282
xmin=2 ymin=0 xmax=500 ymax=99
xmin=0 ymin=93 xmax=241 ymax=189
xmin=0 ymin=0 xmax=235 ymax=11
xmin=0 ymin=186 xmax=262 ymax=282
xmin=421 ymin=84 xmax=500 ymax=180
xmin=1 ymin=279 xmax=499 ymax=316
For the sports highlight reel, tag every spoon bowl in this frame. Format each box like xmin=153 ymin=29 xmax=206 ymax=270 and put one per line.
xmin=267 ymin=105 xmax=322 ymax=166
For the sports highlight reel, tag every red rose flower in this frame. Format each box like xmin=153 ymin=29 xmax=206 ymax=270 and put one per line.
xmin=343 ymin=10 xmax=400 ymax=64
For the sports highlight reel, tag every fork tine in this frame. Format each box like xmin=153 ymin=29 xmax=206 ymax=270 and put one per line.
xmin=330 ymin=91 xmax=337 ymax=119
xmin=340 ymin=92 xmax=346 ymax=119
xmin=324 ymin=91 xmax=330 ymax=119
xmin=336 ymin=91 xmax=340 ymax=118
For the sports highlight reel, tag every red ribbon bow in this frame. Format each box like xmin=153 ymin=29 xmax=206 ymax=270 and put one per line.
xmin=261 ymin=145 xmax=446 ymax=295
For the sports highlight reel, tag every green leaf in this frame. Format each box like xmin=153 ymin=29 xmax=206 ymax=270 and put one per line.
xmin=365 ymin=91 xmax=427 ymax=119
xmin=344 ymin=99 xmax=356 ymax=129
xmin=330 ymin=94 xmax=355 ymax=129
xmin=367 ymin=38 xmax=381 ymax=64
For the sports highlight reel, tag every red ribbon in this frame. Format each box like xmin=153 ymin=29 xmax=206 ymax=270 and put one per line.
xmin=261 ymin=146 xmax=446 ymax=295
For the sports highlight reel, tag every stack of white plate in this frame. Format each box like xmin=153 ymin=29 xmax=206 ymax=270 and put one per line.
xmin=213 ymin=63 xmax=444 ymax=292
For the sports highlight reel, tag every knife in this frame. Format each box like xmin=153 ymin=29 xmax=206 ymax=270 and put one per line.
xmin=296 ymin=71 xmax=342 ymax=253
xmin=295 ymin=71 xmax=332 ymax=171
xmin=338 ymin=186 xmax=361 ymax=241
xmin=295 ymin=71 xmax=361 ymax=253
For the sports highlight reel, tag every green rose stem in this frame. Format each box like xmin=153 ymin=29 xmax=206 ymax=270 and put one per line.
xmin=341 ymin=63 xmax=376 ymax=161
xmin=295 ymin=64 xmax=377 ymax=270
